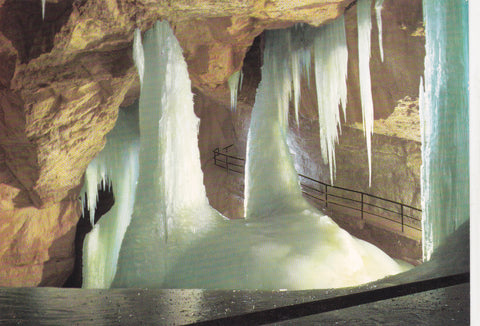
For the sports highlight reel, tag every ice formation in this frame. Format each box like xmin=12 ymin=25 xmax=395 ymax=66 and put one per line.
xmin=375 ymin=0 xmax=385 ymax=62
xmin=228 ymin=70 xmax=243 ymax=112
xmin=112 ymin=21 xmax=226 ymax=288
xmin=82 ymin=103 xmax=140 ymax=288
xmin=133 ymin=28 xmax=145 ymax=88
xmin=312 ymin=16 xmax=348 ymax=184
xmin=87 ymin=20 xmax=409 ymax=290
xmin=244 ymin=27 xmax=312 ymax=219
xmin=357 ymin=0 xmax=374 ymax=186
xmin=41 ymin=0 xmax=45 ymax=20
xmin=420 ymin=0 xmax=469 ymax=261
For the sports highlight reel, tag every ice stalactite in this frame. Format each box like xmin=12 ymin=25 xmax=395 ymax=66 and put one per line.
xmin=312 ymin=16 xmax=348 ymax=185
xmin=82 ymin=103 xmax=140 ymax=288
xmin=41 ymin=0 xmax=45 ymax=20
xmin=420 ymin=0 xmax=469 ymax=261
xmin=133 ymin=28 xmax=145 ymax=88
xmin=228 ymin=70 xmax=243 ymax=112
xmin=357 ymin=0 xmax=374 ymax=186
xmin=375 ymin=0 xmax=385 ymax=62
xmin=82 ymin=159 xmax=107 ymax=227
xmin=112 ymin=21 xmax=225 ymax=288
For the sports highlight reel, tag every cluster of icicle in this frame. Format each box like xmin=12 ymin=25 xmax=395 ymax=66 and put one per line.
xmin=81 ymin=103 xmax=140 ymax=288
xmin=230 ymin=0 xmax=384 ymax=186
xmin=81 ymin=14 xmax=410 ymax=290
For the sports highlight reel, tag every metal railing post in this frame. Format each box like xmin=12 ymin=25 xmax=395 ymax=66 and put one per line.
xmin=213 ymin=148 xmax=218 ymax=166
xmin=325 ymin=184 xmax=328 ymax=208
xmin=401 ymin=205 xmax=404 ymax=232
xmin=361 ymin=193 xmax=364 ymax=220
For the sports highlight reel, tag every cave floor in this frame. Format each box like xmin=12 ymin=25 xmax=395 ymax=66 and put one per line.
xmin=0 ymin=223 xmax=469 ymax=325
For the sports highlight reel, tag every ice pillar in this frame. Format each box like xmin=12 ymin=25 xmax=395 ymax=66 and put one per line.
xmin=112 ymin=21 xmax=224 ymax=287
xmin=244 ymin=29 xmax=310 ymax=219
xmin=420 ymin=0 xmax=469 ymax=261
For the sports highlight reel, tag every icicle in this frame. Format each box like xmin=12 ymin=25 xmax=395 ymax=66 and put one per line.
xmin=291 ymin=50 xmax=302 ymax=126
xmin=312 ymin=16 xmax=348 ymax=185
xmin=357 ymin=0 xmax=374 ymax=186
xmin=41 ymin=0 xmax=45 ymax=20
xmin=82 ymin=156 xmax=108 ymax=226
xmin=375 ymin=0 xmax=385 ymax=62
xmin=228 ymin=70 xmax=243 ymax=112
xmin=133 ymin=28 xmax=145 ymax=88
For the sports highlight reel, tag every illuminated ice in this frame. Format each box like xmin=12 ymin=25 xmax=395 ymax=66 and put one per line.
xmin=312 ymin=16 xmax=348 ymax=184
xmin=228 ymin=70 xmax=243 ymax=112
xmin=420 ymin=0 xmax=469 ymax=261
xmin=112 ymin=21 xmax=226 ymax=288
xmin=133 ymin=28 xmax=145 ymax=88
xmin=82 ymin=103 xmax=140 ymax=288
xmin=84 ymin=19 xmax=409 ymax=290
xmin=357 ymin=0 xmax=374 ymax=186
xmin=375 ymin=0 xmax=385 ymax=62
xmin=41 ymin=0 xmax=45 ymax=20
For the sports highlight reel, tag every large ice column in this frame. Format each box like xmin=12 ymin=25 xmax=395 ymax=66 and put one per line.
xmin=420 ymin=0 xmax=469 ymax=261
xmin=312 ymin=16 xmax=348 ymax=184
xmin=244 ymin=28 xmax=311 ymax=219
xmin=357 ymin=0 xmax=374 ymax=186
xmin=112 ymin=21 xmax=225 ymax=288
xmin=82 ymin=103 xmax=140 ymax=288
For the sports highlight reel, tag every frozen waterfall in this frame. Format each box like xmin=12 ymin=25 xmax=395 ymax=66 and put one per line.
xmin=420 ymin=0 xmax=469 ymax=261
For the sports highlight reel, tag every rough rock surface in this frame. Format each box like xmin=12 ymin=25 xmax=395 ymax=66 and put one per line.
xmin=0 ymin=0 xmax=354 ymax=286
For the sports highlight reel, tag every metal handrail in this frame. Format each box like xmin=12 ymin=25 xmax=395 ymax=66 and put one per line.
xmin=213 ymin=146 xmax=422 ymax=233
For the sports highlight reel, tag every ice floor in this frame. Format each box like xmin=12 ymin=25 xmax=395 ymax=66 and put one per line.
xmin=0 ymin=221 xmax=469 ymax=325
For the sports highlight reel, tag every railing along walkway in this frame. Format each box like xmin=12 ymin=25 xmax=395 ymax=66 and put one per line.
xmin=213 ymin=145 xmax=422 ymax=237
